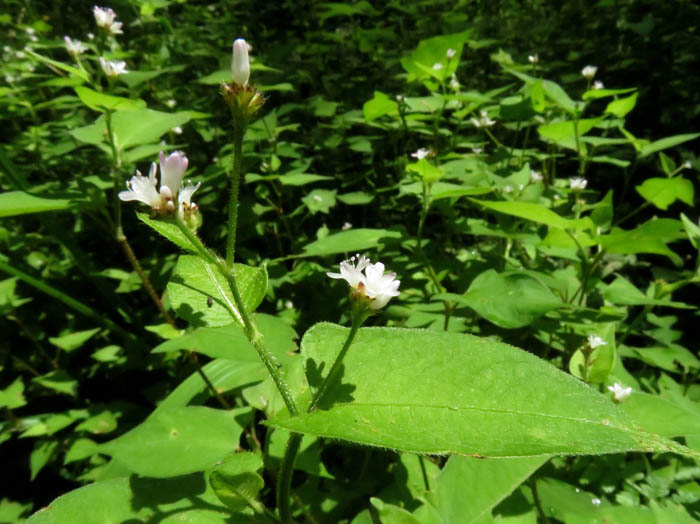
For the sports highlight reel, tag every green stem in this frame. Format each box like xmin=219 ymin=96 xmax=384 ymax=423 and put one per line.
xmin=278 ymin=318 xmax=363 ymax=522
xmin=173 ymin=217 xmax=298 ymax=416
xmin=226 ymin=120 xmax=245 ymax=267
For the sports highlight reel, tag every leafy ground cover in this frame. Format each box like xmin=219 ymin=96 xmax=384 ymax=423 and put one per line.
xmin=1 ymin=1 xmax=700 ymax=522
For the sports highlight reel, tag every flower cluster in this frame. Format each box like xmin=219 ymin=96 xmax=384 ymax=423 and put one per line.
xmin=327 ymin=254 xmax=400 ymax=311
xmin=93 ymin=6 xmax=123 ymax=35
xmin=119 ymin=151 xmax=200 ymax=223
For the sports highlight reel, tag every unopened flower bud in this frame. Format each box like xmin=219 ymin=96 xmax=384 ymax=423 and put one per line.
xmin=232 ymin=38 xmax=250 ymax=88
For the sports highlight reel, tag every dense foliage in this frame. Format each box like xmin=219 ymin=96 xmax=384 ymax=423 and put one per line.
xmin=2 ymin=1 xmax=700 ymax=522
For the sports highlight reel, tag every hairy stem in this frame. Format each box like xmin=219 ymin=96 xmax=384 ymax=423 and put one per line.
xmin=226 ymin=120 xmax=245 ymax=267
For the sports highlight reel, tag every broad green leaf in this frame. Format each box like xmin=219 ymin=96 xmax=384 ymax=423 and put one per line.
xmin=269 ymin=324 xmax=698 ymax=459
xmin=435 ymin=270 xmax=563 ymax=329
xmin=153 ymin=313 xmax=297 ymax=361
xmin=32 ymin=371 xmax=78 ymax=397
xmin=75 ymin=410 xmax=118 ymax=435
xmin=602 ymin=277 xmax=691 ymax=308
xmin=370 ymin=498 xmax=422 ymax=524
xmin=537 ymin=117 xmax=604 ymax=151
xmin=25 ymin=49 xmax=89 ymax=82
xmin=64 ymin=438 xmax=98 ymax=464
xmin=363 ymin=91 xmax=399 ymax=122
xmin=26 ymin=474 xmax=237 ymax=524
xmin=74 ymin=86 xmax=146 ymax=112
xmin=30 ymin=441 xmax=58 ymax=481
xmin=49 ymin=327 xmax=100 ymax=352
xmin=100 ymin=406 xmax=248 ymax=477
xmin=302 ymin=189 xmax=337 ymax=214
xmin=680 ymin=212 xmax=700 ymax=249
xmin=401 ymin=31 xmax=471 ymax=84
xmin=621 ymin=344 xmax=700 ymax=373
xmin=210 ymin=452 xmax=265 ymax=513
xmin=425 ymin=456 xmax=545 ymax=524
xmin=137 ymin=212 xmax=199 ymax=254
xmin=301 ymin=228 xmax=402 ymax=257
xmin=0 ymin=498 xmax=32 ymax=522
xmin=0 ymin=191 xmax=83 ymax=217
xmin=406 ymin=158 xmax=443 ymax=183
xmin=598 ymin=218 xmax=685 ymax=265
xmin=471 ymin=199 xmax=593 ymax=231
xmin=604 ymin=92 xmax=638 ymax=117
xmin=168 ymin=255 xmax=268 ymax=327
xmin=620 ymin=392 xmax=700 ymax=438
xmin=639 ymin=132 xmax=700 ymax=158
xmin=70 ymin=109 xmax=191 ymax=150
xmin=636 ymin=177 xmax=694 ymax=210
xmin=337 ymin=191 xmax=375 ymax=205
xmin=582 ymin=87 xmax=637 ymax=100
xmin=0 ymin=377 xmax=26 ymax=409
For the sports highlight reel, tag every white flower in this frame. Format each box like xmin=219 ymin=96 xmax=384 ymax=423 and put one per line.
xmin=342 ymin=222 xmax=352 ymax=230
xmin=587 ymin=334 xmax=606 ymax=348
xmin=99 ymin=57 xmax=127 ymax=77
xmin=87 ymin=32 xmax=95 ymax=40
xmin=608 ymin=382 xmax=632 ymax=402
xmin=396 ymin=94 xmax=405 ymax=103
xmin=503 ymin=185 xmax=513 ymax=193
xmin=166 ymin=98 xmax=177 ymax=108
xmin=593 ymin=80 xmax=604 ymax=90
xmin=569 ymin=177 xmax=587 ymax=191
xmin=581 ymin=65 xmax=597 ymax=79
xmin=471 ymin=147 xmax=483 ymax=154
xmin=682 ymin=161 xmax=692 ymax=169
xmin=15 ymin=51 xmax=25 ymax=59
xmin=327 ymin=255 xmax=400 ymax=311
xmin=446 ymin=48 xmax=456 ymax=58
xmin=528 ymin=54 xmax=539 ymax=64
xmin=432 ymin=62 xmax=444 ymax=71
xmin=93 ymin=6 xmax=123 ymax=34
xmin=25 ymin=27 xmax=35 ymax=35
xmin=64 ymin=36 xmax=87 ymax=55
xmin=449 ymin=74 xmax=460 ymax=90
xmin=411 ymin=147 xmax=430 ymax=160
xmin=363 ymin=262 xmax=401 ymax=310
xmin=591 ymin=498 xmax=602 ymax=506
xmin=232 ymin=38 xmax=250 ymax=88
xmin=119 ymin=151 xmax=198 ymax=219
xmin=2 ymin=45 xmax=11 ymax=54
xmin=471 ymin=110 xmax=495 ymax=128
xmin=172 ymin=126 xmax=183 ymax=135
xmin=530 ymin=170 xmax=543 ymax=182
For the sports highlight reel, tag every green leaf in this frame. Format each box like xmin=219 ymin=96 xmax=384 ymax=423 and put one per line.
xmin=269 ymin=324 xmax=698 ymax=459
xmin=30 ymin=440 xmax=58 ymax=481
xmin=136 ymin=212 xmax=199 ymax=254
xmin=370 ymin=498 xmax=422 ymax=524
xmin=406 ymin=159 xmax=443 ymax=183
xmin=598 ymin=218 xmax=685 ymax=265
xmin=74 ymin=86 xmax=146 ymax=112
xmin=25 ymin=474 xmax=235 ymax=523
xmin=64 ymin=438 xmax=98 ymax=464
xmin=0 ymin=378 xmax=26 ymax=409
xmin=363 ymin=91 xmax=399 ymax=121
xmin=435 ymin=270 xmax=563 ymax=329
xmin=0 ymin=191 xmax=82 ymax=218
xmin=301 ymin=189 xmax=337 ymax=214
xmin=209 ymin=452 xmax=265 ymax=513
xmin=604 ymin=92 xmax=638 ymax=118
xmin=425 ymin=456 xmax=545 ymax=524
xmin=636 ymin=177 xmax=694 ymax=210
xmin=49 ymin=328 xmax=100 ymax=352
xmin=602 ymin=277 xmax=691 ymax=308
xmin=401 ymin=31 xmax=471 ymax=84
xmin=620 ymin=392 xmax=700 ymax=438
xmin=471 ymin=199 xmax=592 ymax=231
xmin=168 ymin=255 xmax=268 ymax=327
xmin=301 ymin=228 xmax=402 ymax=257
xmin=100 ymin=406 xmax=248 ymax=478
xmin=639 ymin=132 xmax=700 ymax=158
xmin=537 ymin=117 xmax=604 ymax=151
xmin=32 ymin=371 xmax=78 ymax=397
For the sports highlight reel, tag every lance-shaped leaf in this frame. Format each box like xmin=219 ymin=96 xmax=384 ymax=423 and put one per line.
xmin=268 ymin=324 xmax=698 ymax=460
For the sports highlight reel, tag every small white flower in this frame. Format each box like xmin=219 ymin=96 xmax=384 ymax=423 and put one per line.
xmin=432 ymin=62 xmax=444 ymax=71
xmin=411 ymin=147 xmax=430 ymax=160
xmin=471 ymin=110 xmax=495 ymax=128
xmin=29 ymin=35 xmax=38 ymax=42
xmin=172 ymin=126 xmax=183 ymax=135
xmin=342 ymin=222 xmax=352 ymax=230
xmin=608 ymin=383 xmax=632 ymax=402
xmin=363 ymin=262 xmax=401 ymax=310
xmin=25 ymin=27 xmax=35 ymax=35
xmin=449 ymin=74 xmax=460 ymax=90
xmin=682 ymin=161 xmax=692 ymax=169
xmin=446 ymin=48 xmax=456 ymax=58
xmin=93 ymin=6 xmax=123 ymax=34
xmin=64 ymin=36 xmax=87 ymax=55
xmin=312 ymin=194 xmax=323 ymax=202
xmin=591 ymin=498 xmax=602 ymax=506
xmin=119 ymin=151 xmax=197 ymax=218
xmin=2 ymin=45 xmax=11 ymax=54
xmin=581 ymin=65 xmax=597 ymax=79
xmin=26 ymin=64 xmax=35 ymax=72
xmin=396 ymin=94 xmax=405 ymax=103
xmin=327 ymin=254 xmax=370 ymax=290
xmin=593 ymin=80 xmax=604 ymax=90
xmin=503 ymin=185 xmax=513 ymax=193
xmin=284 ymin=300 xmax=294 ymax=309
xmin=15 ymin=51 xmax=26 ymax=59
xmin=99 ymin=57 xmax=128 ymax=77
xmin=587 ymin=335 xmax=606 ymax=348
xmin=232 ymin=38 xmax=250 ymax=88
xmin=530 ymin=170 xmax=543 ymax=182
xmin=166 ymin=98 xmax=177 ymax=108
xmin=87 ymin=32 xmax=95 ymax=40
xmin=569 ymin=177 xmax=588 ymax=191
xmin=528 ymin=54 xmax=539 ymax=64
